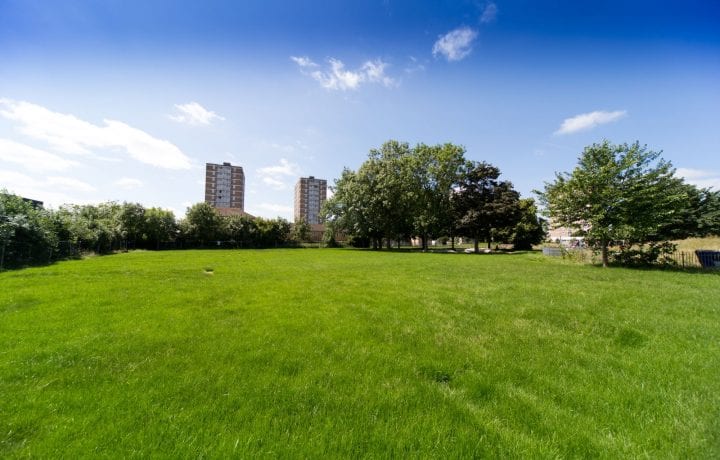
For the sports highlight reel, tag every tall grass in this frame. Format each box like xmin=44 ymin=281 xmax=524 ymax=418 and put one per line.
xmin=1 ymin=249 xmax=719 ymax=457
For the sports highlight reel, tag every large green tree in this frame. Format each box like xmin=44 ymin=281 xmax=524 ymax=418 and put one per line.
xmin=325 ymin=140 xmax=470 ymax=249
xmin=144 ymin=207 xmax=177 ymax=250
xmin=411 ymin=143 xmax=469 ymax=250
xmin=453 ymin=162 xmax=521 ymax=252
xmin=538 ymin=141 xmax=690 ymax=267
xmin=182 ymin=202 xmax=224 ymax=246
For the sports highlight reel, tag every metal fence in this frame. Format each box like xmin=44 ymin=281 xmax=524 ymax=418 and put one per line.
xmin=544 ymin=247 xmax=716 ymax=269
xmin=664 ymin=251 xmax=704 ymax=268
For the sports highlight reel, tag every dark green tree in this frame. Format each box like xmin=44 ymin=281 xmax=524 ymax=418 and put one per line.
xmin=506 ymin=198 xmax=546 ymax=250
xmin=454 ymin=162 xmax=521 ymax=252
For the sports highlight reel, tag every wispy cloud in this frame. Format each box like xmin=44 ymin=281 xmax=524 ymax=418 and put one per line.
xmin=0 ymin=138 xmax=80 ymax=172
xmin=114 ymin=177 xmax=143 ymax=189
xmin=0 ymin=170 xmax=94 ymax=207
xmin=554 ymin=110 xmax=627 ymax=135
xmin=46 ymin=176 xmax=96 ymax=192
xmin=169 ymin=102 xmax=225 ymax=125
xmin=677 ymin=168 xmax=720 ymax=190
xmin=432 ymin=27 xmax=478 ymax=62
xmin=404 ymin=56 xmax=426 ymax=74
xmin=257 ymin=158 xmax=301 ymax=190
xmin=480 ymin=3 xmax=498 ymax=23
xmin=291 ymin=56 xmax=397 ymax=91
xmin=290 ymin=56 xmax=318 ymax=68
xmin=0 ymin=98 xmax=192 ymax=169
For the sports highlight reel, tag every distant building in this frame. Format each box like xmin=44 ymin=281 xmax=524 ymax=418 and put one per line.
xmin=294 ymin=176 xmax=327 ymax=224
xmin=205 ymin=162 xmax=246 ymax=216
xmin=21 ymin=197 xmax=43 ymax=209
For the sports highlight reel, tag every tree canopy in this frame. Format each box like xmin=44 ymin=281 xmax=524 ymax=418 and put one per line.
xmin=537 ymin=141 xmax=696 ymax=266
xmin=325 ymin=140 xmax=528 ymax=250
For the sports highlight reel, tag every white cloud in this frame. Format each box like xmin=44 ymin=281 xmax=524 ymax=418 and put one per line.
xmin=258 ymin=158 xmax=301 ymax=177
xmin=0 ymin=98 xmax=192 ymax=169
xmin=262 ymin=177 xmax=286 ymax=189
xmin=0 ymin=138 xmax=80 ymax=172
xmin=0 ymin=170 xmax=93 ymax=207
xmin=404 ymin=56 xmax=426 ymax=74
xmin=433 ymin=27 xmax=478 ymax=62
xmin=257 ymin=158 xmax=301 ymax=191
xmin=290 ymin=56 xmax=318 ymax=68
xmin=480 ymin=3 xmax=498 ymax=23
xmin=169 ymin=102 xmax=225 ymax=125
xmin=46 ymin=176 xmax=96 ymax=192
xmin=292 ymin=56 xmax=397 ymax=91
xmin=554 ymin=110 xmax=627 ymax=135
xmin=677 ymin=168 xmax=720 ymax=190
xmin=114 ymin=177 xmax=143 ymax=189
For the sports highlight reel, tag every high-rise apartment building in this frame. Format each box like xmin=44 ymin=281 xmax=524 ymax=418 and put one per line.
xmin=205 ymin=162 xmax=245 ymax=216
xmin=294 ymin=176 xmax=327 ymax=224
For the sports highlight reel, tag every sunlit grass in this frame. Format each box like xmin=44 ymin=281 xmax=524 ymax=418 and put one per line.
xmin=1 ymin=249 xmax=719 ymax=457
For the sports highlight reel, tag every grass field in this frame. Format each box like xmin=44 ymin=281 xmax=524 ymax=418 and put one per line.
xmin=1 ymin=249 xmax=719 ymax=457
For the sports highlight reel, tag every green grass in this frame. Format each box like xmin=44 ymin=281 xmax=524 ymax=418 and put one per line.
xmin=1 ymin=249 xmax=719 ymax=458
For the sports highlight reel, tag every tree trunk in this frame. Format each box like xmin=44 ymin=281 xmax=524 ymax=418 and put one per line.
xmin=451 ymin=236 xmax=455 ymax=250
xmin=421 ymin=235 xmax=427 ymax=251
xmin=601 ymin=239 xmax=609 ymax=267
xmin=474 ymin=238 xmax=479 ymax=253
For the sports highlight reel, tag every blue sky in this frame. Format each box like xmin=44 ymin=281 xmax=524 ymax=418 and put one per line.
xmin=1 ymin=0 xmax=719 ymax=219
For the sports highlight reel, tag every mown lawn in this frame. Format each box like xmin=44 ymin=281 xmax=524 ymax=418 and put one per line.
xmin=1 ymin=249 xmax=719 ymax=458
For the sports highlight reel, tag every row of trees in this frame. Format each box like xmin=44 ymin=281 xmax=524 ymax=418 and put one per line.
xmin=323 ymin=140 xmax=545 ymax=251
xmin=0 ymin=194 xmax=303 ymax=269
xmin=538 ymin=141 xmax=720 ymax=267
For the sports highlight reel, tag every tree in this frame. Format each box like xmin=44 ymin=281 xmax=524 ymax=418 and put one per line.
xmin=182 ymin=202 xmax=224 ymax=246
xmin=496 ymin=198 xmax=546 ymax=250
xmin=537 ymin=141 xmax=690 ymax=267
xmin=291 ymin=218 xmax=311 ymax=243
xmin=0 ymin=191 xmax=57 ymax=269
xmin=225 ymin=214 xmax=257 ymax=247
xmin=325 ymin=140 xmax=470 ymax=250
xmin=117 ymin=202 xmax=146 ymax=249
xmin=411 ymin=143 xmax=469 ymax=250
xmin=453 ymin=162 xmax=521 ymax=252
xmin=364 ymin=140 xmax=416 ymax=248
xmin=144 ymin=207 xmax=177 ymax=250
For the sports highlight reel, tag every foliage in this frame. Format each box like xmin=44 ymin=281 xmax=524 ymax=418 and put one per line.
xmin=538 ymin=141 xmax=693 ymax=267
xmin=1 ymin=250 xmax=719 ymax=457
xmin=326 ymin=140 xmax=521 ymax=250
xmin=453 ymin=161 xmax=521 ymax=252
xmin=291 ymin=218 xmax=311 ymax=243
xmin=410 ymin=143 xmax=469 ymax=249
xmin=321 ymin=221 xmax=340 ymax=248
xmin=144 ymin=207 xmax=178 ymax=249
xmin=499 ymin=198 xmax=546 ymax=250
xmin=181 ymin=202 xmax=225 ymax=246
xmin=0 ymin=191 xmax=57 ymax=269
xmin=610 ymin=241 xmax=678 ymax=267
xmin=224 ymin=214 xmax=258 ymax=247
